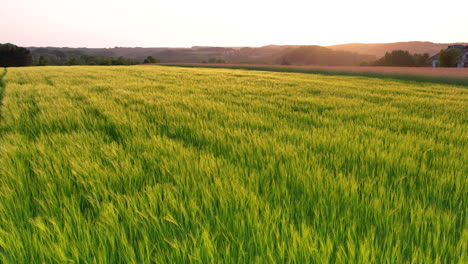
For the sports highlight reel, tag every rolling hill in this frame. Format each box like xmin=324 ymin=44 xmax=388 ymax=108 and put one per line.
xmin=327 ymin=41 xmax=468 ymax=57
xmin=25 ymin=41 xmax=468 ymax=65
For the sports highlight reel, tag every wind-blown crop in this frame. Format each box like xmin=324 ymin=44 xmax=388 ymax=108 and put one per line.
xmin=0 ymin=66 xmax=466 ymax=263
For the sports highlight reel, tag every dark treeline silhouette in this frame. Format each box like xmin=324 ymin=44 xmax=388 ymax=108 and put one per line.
xmin=143 ymin=56 xmax=159 ymax=64
xmin=0 ymin=44 xmax=150 ymax=66
xmin=30 ymin=47 xmax=152 ymax=66
xmin=0 ymin=43 xmax=33 ymax=67
xmin=368 ymin=50 xmax=430 ymax=67
xmin=66 ymin=55 xmax=140 ymax=66
xmin=278 ymin=46 xmax=376 ymax=66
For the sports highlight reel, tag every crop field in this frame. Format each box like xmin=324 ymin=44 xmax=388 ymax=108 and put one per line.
xmin=161 ymin=63 xmax=468 ymax=86
xmin=0 ymin=66 xmax=466 ymax=263
xmin=160 ymin=63 xmax=468 ymax=78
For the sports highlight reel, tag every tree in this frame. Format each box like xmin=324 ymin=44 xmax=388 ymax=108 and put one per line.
xmin=438 ymin=48 xmax=462 ymax=67
xmin=112 ymin=56 xmax=132 ymax=65
xmin=98 ymin=58 xmax=112 ymax=66
xmin=0 ymin=43 xmax=33 ymax=67
xmin=144 ymin=56 xmax=158 ymax=64
xmin=370 ymin=50 xmax=432 ymax=67
xmin=413 ymin=53 xmax=430 ymax=67
xmin=67 ymin=57 xmax=79 ymax=65
xmin=80 ymin=54 xmax=98 ymax=65
xmin=38 ymin=56 xmax=48 ymax=66
xmin=374 ymin=50 xmax=415 ymax=66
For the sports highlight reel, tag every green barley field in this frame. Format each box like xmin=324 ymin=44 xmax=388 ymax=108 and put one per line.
xmin=0 ymin=66 xmax=466 ymax=263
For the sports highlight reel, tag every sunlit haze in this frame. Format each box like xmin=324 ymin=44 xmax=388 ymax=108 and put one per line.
xmin=2 ymin=0 xmax=467 ymax=48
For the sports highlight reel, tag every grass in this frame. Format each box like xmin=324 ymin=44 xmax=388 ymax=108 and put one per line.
xmin=0 ymin=68 xmax=6 ymax=128
xmin=161 ymin=64 xmax=468 ymax=87
xmin=0 ymin=65 xmax=466 ymax=263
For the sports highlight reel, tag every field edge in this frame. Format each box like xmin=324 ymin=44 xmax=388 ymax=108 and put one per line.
xmin=0 ymin=68 xmax=7 ymax=128
xmin=157 ymin=63 xmax=468 ymax=87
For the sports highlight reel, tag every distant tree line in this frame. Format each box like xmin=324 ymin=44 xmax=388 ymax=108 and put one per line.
xmin=30 ymin=46 xmax=158 ymax=66
xmin=143 ymin=56 xmax=159 ymax=64
xmin=0 ymin=43 xmax=33 ymax=67
xmin=58 ymin=55 xmax=157 ymax=66
xmin=278 ymin=46 xmax=376 ymax=66
xmin=1 ymin=44 xmax=161 ymax=67
xmin=64 ymin=55 xmax=141 ymax=66
xmin=366 ymin=50 xmax=430 ymax=67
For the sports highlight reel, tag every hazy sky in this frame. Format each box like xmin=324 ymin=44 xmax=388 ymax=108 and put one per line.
xmin=1 ymin=0 xmax=467 ymax=48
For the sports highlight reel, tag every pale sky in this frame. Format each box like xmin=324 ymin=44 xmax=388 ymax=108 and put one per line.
xmin=1 ymin=0 xmax=467 ymax=48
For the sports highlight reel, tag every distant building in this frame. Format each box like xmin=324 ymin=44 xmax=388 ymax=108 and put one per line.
xmin=431 ymin=45 xmax=468 ymax=67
